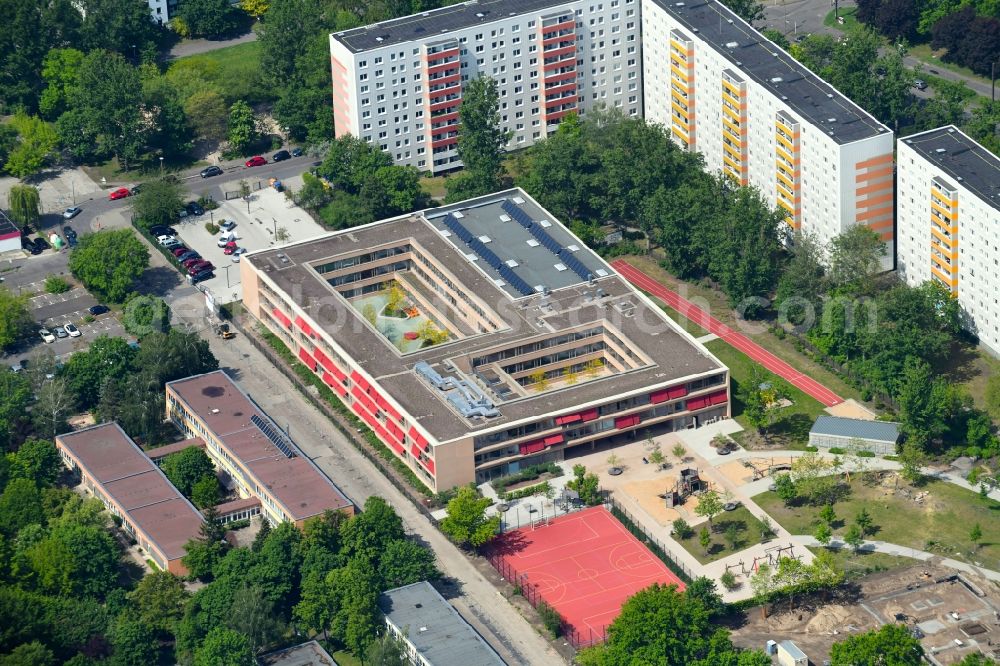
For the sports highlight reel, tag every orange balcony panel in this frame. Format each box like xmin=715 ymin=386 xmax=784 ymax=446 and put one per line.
xmin=930 ymin=226 xmax=954 ymax=248
xmin=429 ymin=98 xmax=461 ymax=113
xmin=545 ymin=81 xmax=578 ymax=96
xmin=930 ymin=215 xmax=958 ymax=236
xmin=431 ymin=136 xmax=458 ymax=149
xmin=670 ymin=63 xmax=689 ymax=80
xmin=930 ymin=200 xmax=957 ymax=221
xmin=425 ymin=60 xmax=460 ymax=76
xmin=776 ymin=132 xmax=796 ymax=151
xmin=776 ymin=170 xmax=796 ymax=189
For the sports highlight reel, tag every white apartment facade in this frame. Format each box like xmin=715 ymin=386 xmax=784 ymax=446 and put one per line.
xmin=329 ymin=0 xmax=643 ymax=173
xmin=642 ymin=0 xmax=895 ymax=260
xmin=896 ymin=126 xmax=1000 ymax=355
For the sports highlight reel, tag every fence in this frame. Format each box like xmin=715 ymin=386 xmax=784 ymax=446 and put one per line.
xmin=606 ymin=497 xmax=695 ymax=584
xmin=497 ymin=496 xmax=590 ymax=532
xmin=486 ymin=550 xmax=608 ymax=649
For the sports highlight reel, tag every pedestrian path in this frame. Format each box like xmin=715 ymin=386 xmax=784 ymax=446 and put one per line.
xmin=791 ymin=535 xmax=1000 ymax=583
xmin=612 ymin=259 xmax=844 ymax=407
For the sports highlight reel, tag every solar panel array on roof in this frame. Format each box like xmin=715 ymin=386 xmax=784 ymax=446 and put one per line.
xmin=442 ymin=213 xmax=534 ymax=296
xmin=250 ymin=414 xmax=296 ymax=458
xmin=502 ymin=201 xmax=591 ymax=281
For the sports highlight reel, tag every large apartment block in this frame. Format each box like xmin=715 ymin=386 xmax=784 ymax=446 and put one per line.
xmin=329 ymin=0 xmax=643 ymax=173
xmin=896 ymin=126 xmax=1000 ymax=355
xmin=642 ymin=0 xmax=895 ymax=258
xmin=240 ymin=188 xmax=729 ymax=492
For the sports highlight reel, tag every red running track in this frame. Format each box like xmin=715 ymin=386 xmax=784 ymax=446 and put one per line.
xmin=612 ymin=259 xmax=843 ymax=407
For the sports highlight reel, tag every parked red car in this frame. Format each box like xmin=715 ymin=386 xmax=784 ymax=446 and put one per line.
xmin=187 ymin=261 xmax=214 ymax=275
xmin=171 ymin=246 xmax=189 ymax=257
xmin=245 ymin=156 xmax=266 ymax=167
xmin=223 ymin=241 xmax=238 ymax=255
xmin=182 ymin=257 xmax=204 ymax=269
xmin=108 ymin=187 xmax=131 ymax=201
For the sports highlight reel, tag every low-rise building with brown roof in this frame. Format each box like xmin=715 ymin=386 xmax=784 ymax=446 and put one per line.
xmin=55 ymin=423 xmax=205 ymax=575
xmin=165 ymin=370 xmax=355 ymax=526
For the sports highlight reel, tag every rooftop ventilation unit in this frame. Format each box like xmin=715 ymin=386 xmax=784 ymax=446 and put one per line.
xmin=935 ymin=148 xmax=947 ymax=153
xmin=725 ymin=41 xmax=739 ymax=48
xmin=827 ymin=93 xmax=834 ymax=98
xmin=770 ymin=77 xmax=783 ymax=83
xmin=827 ymin=117 xmax=836 ymax=123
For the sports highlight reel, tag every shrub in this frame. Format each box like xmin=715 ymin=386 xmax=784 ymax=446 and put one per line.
xmin=492 ymin=463 xmax=563 ymax=493
xmin=720 ymin=570 xmax=738 ymax=591
xmin=44 ymin=275 xmax=71 ymax=294
xmin=536 ymin=601 xmax=563 ymax=638
xmin=205 ymin=222 xmax=220 ymax=235
xmin=828 ymin=447 xmax=846 ymax=455
xmin=672 ymin=518 xmax=693 ymax=539
xmin=502 ymin=481 xmax=551 ymax=501
xmin=803 ymin=446 xmax=819 ymax=452
xmin=857 ymin=450 xmax=876 ymax=458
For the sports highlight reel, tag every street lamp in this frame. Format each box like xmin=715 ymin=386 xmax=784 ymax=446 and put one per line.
xmin=159 ymin=156 xmax=164 ymax=175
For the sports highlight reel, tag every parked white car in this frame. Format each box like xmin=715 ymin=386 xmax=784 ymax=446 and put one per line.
xmin=156 ymin=235 xmax=177 ymax=245
xmin=64 ymin=322 xmax=81 ymax=337
xmin=217 ymin=231 xmax=237 ymax=247
xmin=39 ymin=328 xmax=55 ymax=343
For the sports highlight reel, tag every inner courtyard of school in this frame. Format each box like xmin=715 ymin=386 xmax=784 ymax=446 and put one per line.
xmin=239 ymin=189 xmax=731 ymax=492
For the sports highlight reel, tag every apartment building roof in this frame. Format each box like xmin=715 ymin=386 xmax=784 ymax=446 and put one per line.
xmin=260 ymin=640 xmax=339 ymax=666
xmin=379 ymin=581 xmax=507 ymax=666
xmin=652 ymin=0 xmax=889 ymax=144
xmin=902 ymin=125 xmax=1000 ymax=213
xmin=245 ymin=189 xmax=726 ymax=442
xmin=56 ymin=423 xmax=204 ymax=562
xmin=0 ymin=209 xmax=18 ymax=237
xmin=333 ymin=0 xmax=572 ymax=53
xmin=165 ymin=371 xmax=354 ymax=521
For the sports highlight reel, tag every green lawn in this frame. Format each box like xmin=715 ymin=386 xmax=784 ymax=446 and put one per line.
xmin=818 ymin=547 xmax=918 ymax=579
xmin=333 ymin=650 xmax=361 ymax=666
xmin=908 ymin=43 xmax=992 ymax=89
xmin=676 ymin=506 xmax=770 ymax=565
xmin=704 ymin=339 xmax=827 ymax=448
xmin=420 ymin=174 xmax=448 ymax=200
xmin=756 ymin=477 xmax=1000 ymax=569
xmin=169 ymin=41 xmax=268 ymax=104
xmin=823 ymin=6 xmax=859 ymax=31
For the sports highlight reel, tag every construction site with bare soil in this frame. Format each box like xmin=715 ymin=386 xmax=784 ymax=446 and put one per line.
xmin=730 ymin=563 xmax=1000 ymax=665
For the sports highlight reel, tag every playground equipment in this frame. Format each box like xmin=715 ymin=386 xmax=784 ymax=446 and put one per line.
xmin=664 ymin=468 xmax=708 ymax=508
xmin=742 ymin=457 xmax=793 ymax=482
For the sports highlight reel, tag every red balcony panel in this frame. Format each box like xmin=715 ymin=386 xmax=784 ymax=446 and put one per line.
xmin=544 ymin=70 xmax=577 ymax=85
xmin=650 ymin=388 xmax=671 ymax=404
xmin=709 ymin=390 xmax=728 ymax=406
xmin=555 ymin=413 xmax=582 ymax=426
xmin=545 ymin=108 xmax=577 ymax=123
xmin=542 ymin=45 xmax=576 ymax=60
xmin=429 ymin=98 xmax=462 ymax=113
xmin=411 ymin=443 xmax=421 ymax=458
xmin=519 ymin=440 xmax=545 ymax=455
xmin=580 ymin=408 xmax=599 ymax=422
xmin=540 ymin=19 xmax=575 ymax=34
xmin=423 ymin=458 xmax=435 ymax=475
xmin=430 ymin=111 xmax=460 ymax=125
xmin=427 ymin=82 xmax=461 ymax=100
xmin=430 ymin=124 xmax=459 ymax=137
xmin=425 ymin=47 xmax=459 ymax=63
xmin=387 ymin=421 xmax=405 ymax=440
xmin=542 ymin=33 xmax=576 ymax=47
xmin=387 ymin=437 xmax=405 ymax=455
xmin=271 ymin=307 xmax=292 ymax=328
xmin=431 ymin=136 xmax=459 ymax=150
xmin=298 ymin=348 xmax=317 ymax=372
xmin=544 ymin=434 xmax=564 ymax=447
xmin=668 ymin=385 xmax=688 ymax=400
xmin=686 ymin=396 xmax=708 ymax=411
xmin=293 ymin=315 xmax=315 ymax=337
xmin=545 ymin=82 xmax=578 ymax=97
xmin=614 ymin=414 xmax=641 ymax=429
xmin=426 ymin=60 xmax=460 ymax=76
xmin=543 ymin=57 xmax=576 ymax=72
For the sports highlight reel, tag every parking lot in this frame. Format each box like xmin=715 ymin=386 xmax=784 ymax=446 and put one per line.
xmin=172 ymin=184 xmax=326 ymax=303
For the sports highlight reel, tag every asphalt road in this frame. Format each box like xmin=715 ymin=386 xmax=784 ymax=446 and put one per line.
xmin=41 ymin=153 xmax=317 ymax=245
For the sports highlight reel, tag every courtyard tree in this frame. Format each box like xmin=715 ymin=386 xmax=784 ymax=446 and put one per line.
xmin=814 ymin=522 xmax=833 ymax=548
xmin=0 ymin=287 xmax=33 ymax=351
xmin=194 ymin=626 xmax=254 ymax=666
xmin=739 ymin=367 xmax=788 ymax=442
xmin=773 ymin=473 xmax=797 ymax=505
xmin=68 ymin=229 xmax=149 ymax=303
xmin=830 ymin=624 xmax=923 ymax=666
xmin=5 ymin=113 xmax=59 ymax=179
xmin=790 ymin=453 xmax=839 ymax=505
xmin=854 ymin=508 xmax=874 ymax=537
xmin=843 ymin=524 xmax=864 ymax=554
xmin=439 ymin=486 xmax=499 ymax=549
xmin=672 ymin=443 xmax=686 ymax=460
xmin=828 ymin=225 xmax=886 ymax=295
xmin=970 ymin=523 xmax=983 ymax=551
xmin=161 ymin=446 xmax=217 ymax=498
xmin=132 ymin=177 xmax=185 ymax=231
xmin=694 ymin=490 xmax=724 ymax=527
xmin=68 ymin=50 xmax=144 ymax=171
xmin=698 ymin=526 xmax=711 ymax=553
xmin=228 ymin=101 xmax=259 ymax=155
xmin=8 ymin=184 xmax=41 ymax=228
xmin=649 ymin=447 xmax=666 ymax=469
xmin=566 ymin=464 xmax=602 ymax=506
xmin=446 ymin=75 xmax=510 ymax=202
xmin=818 ymin=504 xmax=837 ymax=527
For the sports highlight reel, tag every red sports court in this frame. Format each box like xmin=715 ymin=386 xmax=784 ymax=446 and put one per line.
xmin=486 ymin=506 xmax=684 ymax=646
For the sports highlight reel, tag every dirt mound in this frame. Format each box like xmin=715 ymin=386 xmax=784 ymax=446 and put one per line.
xmin=805 ymin=605 xmax=856 ymax=633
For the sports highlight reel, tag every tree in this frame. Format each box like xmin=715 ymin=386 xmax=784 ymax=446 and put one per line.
xmin=380 ymin=539 xmax=440 ymax=589
xmin=185 ymin=90 xmax=229 ymax=141
xmin=76 ymin=0 xmax=158 ymax=59
xmin=179 ymin=0 xmax=240 ymax=38
xmin=814 ymin=523 xmax=833 ymax=547
xmin=0 ymin=641 xmax=56 ymax=666
xmin=775 ymin=231 xmax=825 ymax=327
xmin=227 ymin=101 xmax=258 ymax=155
xmin=724 ymin=523 xmax=741 ymax=551
xmin=790 ymin=453 xmax=839 ymax=505
xmin=364 ymin=631 xmax=407 ymax=666
xmin=194 ymin=627 xmax=254 ymax=666
xmin=39 ymin=48 xmax=85 ymax=119
xmin=843 ymin=524 xmax=864 ymax=554
xmin=566 ymin=465 xmax=602 ymax=506
xmin=191 ymin=475 xmax=221 ymax=509
xmin=855 ymin=508 xmax=874 ymax=537
xmin=773 ymin=473 xmax=797 ymax=505
xmin=719 ymin=570 xmax=739 ymax=591
xmin=830 ymin=624 xmax=923 ymax=666
xmin=970 ymin=523 xmax=982 ymax=551
xmin=128 ymin=570 xmax=190 ymax=635
xmin=31 ymin=378 xmax=75 ymax=438
xmin=10 ymin=439 xmax=61 ymax=487
xmin=141 ymin=74 xmax=193 ymax=161
xmin=448 ymin=75 xmax=510 ymax=202
xmin=121 ymin=294 xmax=171 ymax=338
xmin=0 ymin=288 xmax=33 ymax=352
xmin=132 ymin=177 xmax=185 ymax=231
xmin=739 ymin=367 xmax=788 ymax=441
xmin=68 ymin=50 xmax=143 ymax=171
xmin=818 ymin=504 xmax=836 ymax=527
xmin=0 ymin=124 xmax=18 ymax=173
xmin=0 ymin=479 xmax=44 ymax=536
xmin=898 ymin=443 xmax=927 ymax=485
xmin=439 ymin=486 xmax=499 ymax=549
xmin=240 ymin=0 xmax=269 ymax=19
xmin=672 ymin=443 xmax=686 ymax=460
xmin=829 ymin=225 xmax=886 ymax=294
xmin=672 ymin=518 xmax=693 ymax=539
xmin=721 ymin=0 xmax=765 ymax=25
xmin=68 ymin=229 xmax=149 ymax=303
xmin=695 ymin=490 xmax=724 ymax=526
xmin=762 ymin=28 xmax=790 ymax=50
xmin=162 ymin=446 xmax=217 ymax=498
xmin=649 ymin=447 xmax=666 ymax=468
xmin=133 ymin=329 xmax=218 ymax=385
xmin=699 ymin=526 xmax=711 ymax=553
xmin=108 ymin=617 xmax=158 ymax=666
xmin=8 ymin=185 xmax=41 ymax=228
xmin=5 ymin=113 xmax=59 ymax=178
